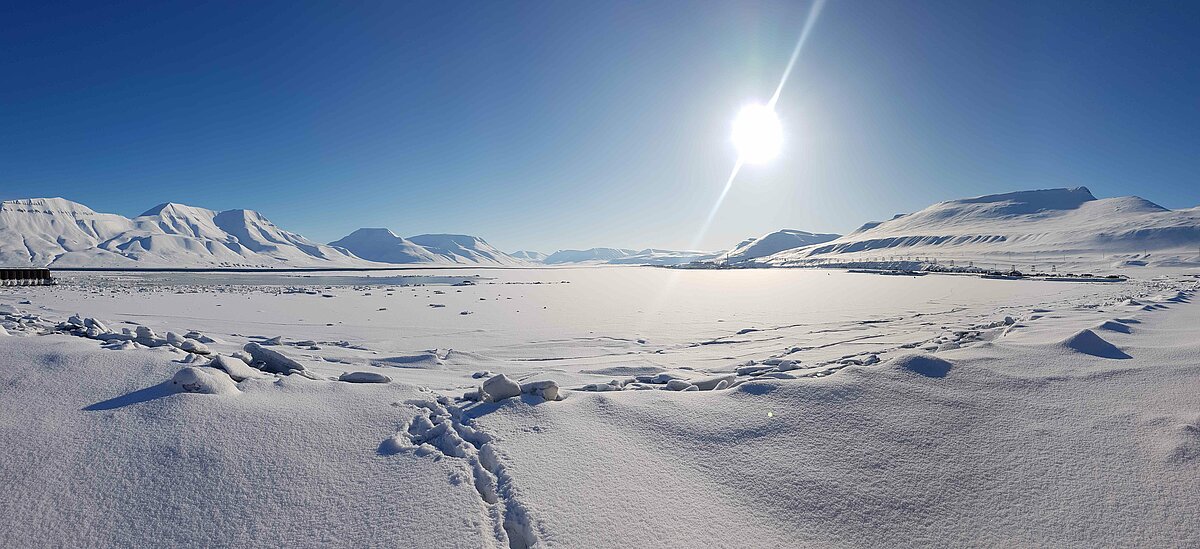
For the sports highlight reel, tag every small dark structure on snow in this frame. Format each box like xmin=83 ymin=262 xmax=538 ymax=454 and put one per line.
xmin=0 ymin=268 xmax=55 ymax=286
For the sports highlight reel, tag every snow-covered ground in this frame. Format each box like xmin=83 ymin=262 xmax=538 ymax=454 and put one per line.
xmin=2 ymin=266 xmax=1198 ymax=547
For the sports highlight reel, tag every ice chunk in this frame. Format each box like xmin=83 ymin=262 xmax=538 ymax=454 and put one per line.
xmin=134 ymin=326 xmax=166 ymax=347
xmin=665 ymin=379 xmax=696 ymax=391
xmin=166 ymin=331 xmax=186 ymax=347
xmin=339 ymin=371 xmax=392 ymax=383
xmin=690 ymin=374 xmax=736 ymax=391
xmin=775 ymin=360 xmax=800 ymax=372
xmin=208 ymin=355 xmax=262 ymax=382
xmin=736 ymin=364 xmax=776 ymax=376
xmin=179 ymin=339 xmax=210 ymax=355
xmin=521 ymin=380 xmax=561 ymax=401
xmin=244 ymin=342 xmax=307 ymax=374
xmin=184 ymin=331 xmax=215 ymax=343
xmin=482 ymin=374 xmax=522 ymax=402
xmin=83 ymin=318 xmax=109 ymax=333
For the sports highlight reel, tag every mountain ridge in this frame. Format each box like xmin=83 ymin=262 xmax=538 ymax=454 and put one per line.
xmin=760 ymin=187 xmax=1199 ymax=268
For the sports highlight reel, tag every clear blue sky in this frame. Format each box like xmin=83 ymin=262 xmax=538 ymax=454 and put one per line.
xmin=2 ymin=1 xmax=1198 ymax=252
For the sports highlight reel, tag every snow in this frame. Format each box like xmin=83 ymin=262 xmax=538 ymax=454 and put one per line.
xmin=712 ymin=228 xmax=841 ymax=264
xmin=329 ymin=228 xmax=449 ymax=264
xmin=2 ymin=258 xmax=1199 ymax=546
xmin=407 ymin=234 xmax=524 ymax=265
xmin=541 ymin=247 xmax=722 ymax=266
xmin=604 ymin=248 xmax=723 ymax=266
xmin=0 ymin=198 xmax=541 ymax=269
xmin=0 ymin=198 xmax=374 ymax=268
xmin=541 ymin=248 xmax=638 ymax=264
xmin=510 ymin=250 xmax=547 ymax=262
xmin=763 ymin=187 xmax=1200 ymax=271
xmin=171 ymin=366 xmax=240 ymax=394
xmin=0 ymin=336 xmax=494 ymax=547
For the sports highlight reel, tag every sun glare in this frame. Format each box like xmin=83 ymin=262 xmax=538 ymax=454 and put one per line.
xmin=731 ymin=104 xmax=783 ymax=164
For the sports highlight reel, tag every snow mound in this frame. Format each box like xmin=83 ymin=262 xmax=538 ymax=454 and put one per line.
xmin=887 ymin=354 xmax=953 ymax=377
xmin=171 ymin=366 xmax=239 ymax=394
xmin=1060 ymin=329 xmax=1131 ymax=359
xmin=1096 ymin=320 xmax=1133 ymax=334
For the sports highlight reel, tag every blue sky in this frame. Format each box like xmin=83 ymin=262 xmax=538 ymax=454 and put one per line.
xmin=2 ymin=1 xmax=1198 ymax=252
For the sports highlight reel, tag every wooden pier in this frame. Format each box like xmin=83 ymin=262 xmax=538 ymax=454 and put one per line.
xmin=0 ymin=268 xmax=55 ymax=286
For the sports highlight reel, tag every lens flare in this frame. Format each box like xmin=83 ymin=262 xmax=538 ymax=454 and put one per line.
xmin=731 ymin=104 xmax=783 ymax=164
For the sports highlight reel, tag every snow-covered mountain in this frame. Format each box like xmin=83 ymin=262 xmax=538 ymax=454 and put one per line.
xmin=0 ymin=198 xmax=369 ymax=268
xmin=329 ymin=228 xmax=444 ymax=264
xmin=538 ymin=247 xmax=720 ymax=266
xmin=763 ymin=187 xmax=1200 ymax=268
xmin=605 ymin=249 xmax=723 ymax=266
xmin=542 ymin=248 xmax=638 ymax=265
xmin=406 ymin=234 xmax=522 ymax=265
xmin=510 ymin=250 xmax=547 ymax=262
xmin=713 ymin=229 xmax=841 ymax=264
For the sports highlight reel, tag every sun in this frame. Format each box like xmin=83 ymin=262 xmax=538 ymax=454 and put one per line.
xmin=731 ymin=104 xmax=783 ymax=164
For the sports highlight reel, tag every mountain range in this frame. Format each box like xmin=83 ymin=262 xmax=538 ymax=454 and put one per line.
xmin=0 ymin=198 xmax=717 ymax=268
xmin=0 ymin=199 xmax=365 ymax=268
xmin=3 ymin=188 xmax=1196 ymax=269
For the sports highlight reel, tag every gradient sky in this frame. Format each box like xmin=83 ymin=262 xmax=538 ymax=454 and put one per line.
xmin=2 ymin=1 xmax=1198 ymax=253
